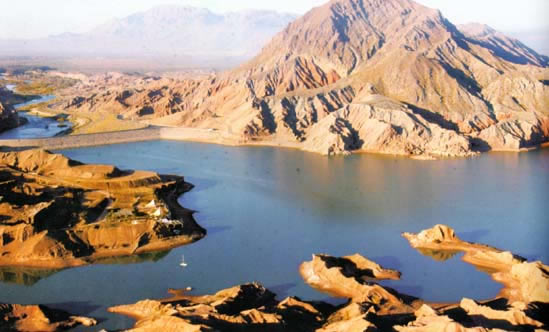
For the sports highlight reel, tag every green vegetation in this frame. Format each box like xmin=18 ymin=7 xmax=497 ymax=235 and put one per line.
xmin=14 ymin=77 xmax=77 ymax=96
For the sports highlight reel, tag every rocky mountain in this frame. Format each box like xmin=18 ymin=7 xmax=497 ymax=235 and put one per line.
xmin=0 ymin=6 xmax=296 ymax=59
xmin=61 ymin=0 xmax=549 ymax=158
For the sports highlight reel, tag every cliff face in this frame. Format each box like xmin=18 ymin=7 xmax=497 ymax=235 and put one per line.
xmin=0 ymin=84 xmax=31 ymax=133
xmin=0 ymin=101 xmax=20 ymax=133
xmin=0 ymin=149 xmax=205 ymax=268
xmin=61 ymin=0 xmax=549 ymax=157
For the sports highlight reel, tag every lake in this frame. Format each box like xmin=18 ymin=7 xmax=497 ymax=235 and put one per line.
xmin=0 ymin=140 xmax=547 ymax=331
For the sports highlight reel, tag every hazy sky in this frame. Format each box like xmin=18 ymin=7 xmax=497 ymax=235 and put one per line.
xmin=1 ymin=0 xmax=548 ymax=39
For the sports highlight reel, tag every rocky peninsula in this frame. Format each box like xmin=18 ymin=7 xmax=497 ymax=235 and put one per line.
xmin=0 ymin=149 xmax=205 ymax=268
xmin=0 ymin=149 xmax=209 ymax=331
xmin=105 ymin=225 xmax=548 ymax=331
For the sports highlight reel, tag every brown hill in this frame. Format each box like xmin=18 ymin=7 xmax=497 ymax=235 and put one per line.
xmin=62 ymin=0 xmax=549 ymax=157
xmin=0 ymin=149 xmax=205 ymax=268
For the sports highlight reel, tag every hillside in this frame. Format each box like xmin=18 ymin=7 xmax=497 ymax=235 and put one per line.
xmin=60 ymin=0 xmax=549 ymax=158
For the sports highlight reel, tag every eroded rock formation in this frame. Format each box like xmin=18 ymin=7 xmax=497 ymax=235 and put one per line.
xmin=0 ymin=303 xmax=96 ymax=331
xmin=0 ymin=101 xmax=19 ymax=133
xmin=403 ymin=224 xmax=549 ymax=304
xmin=0 ymin=149 xmax=205 ymax=268
xmin=0 ymin=85 xmax=28 ymax=133
xmin=107 ymin=226 xmax=548 ymax=331
xmin=57 ymin=0 xmax=549 ymax=158
xmin=109 ymin=283 xmax=335 ymax=332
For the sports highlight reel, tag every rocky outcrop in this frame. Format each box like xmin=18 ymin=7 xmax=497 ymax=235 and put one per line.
xmin=403 ymin=225 xmax=549 ymax=304
xmin=394 ymin=304 xmax=492 ymax=332
xmin=0 ymin=149 xmax=205 ymax=268
xmin=58 ymin=0 xmax=549 ymax=158
xmin=303 ymin=96 xmax=475 ymax=157
xmin=0 ymin=303 xmax=96 ymax=331
xmin=109 ymin=283 xmax=334 ymax=332
xmin=0 ymin=84 xmax=35 ymax=133
xmin=0 ymin=101 xmax=19 ymax=133
xmin=299 ymin=253 xmax=404 ymax=303
xmin=109 ymin=225 xmax=548 ymax=331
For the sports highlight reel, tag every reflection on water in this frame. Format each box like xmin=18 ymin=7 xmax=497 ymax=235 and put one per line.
xmin=0 ymin=267 xmax=63 ymax=286
xmin=0 ymin=141 xmax=546 ymax=331
xmin=0 ymin=251 xmax=171 ymax=286
xmin=92 ymin=251 xmax=170 ymax=266
xmin=416 ymin=248 xmax=460 ymax=262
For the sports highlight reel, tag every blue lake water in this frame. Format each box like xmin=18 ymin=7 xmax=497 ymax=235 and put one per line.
xmin=0 ymin=94 xmax=70 ymax=139
xmin=0 ymin=140 xmax=547 ymax=331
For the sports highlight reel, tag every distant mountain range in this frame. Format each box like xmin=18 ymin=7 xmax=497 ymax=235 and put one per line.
xmin=0 ymin=6 xmax=297 ymax=59
xmin=61 ymin=0 xmax=549 ymax=158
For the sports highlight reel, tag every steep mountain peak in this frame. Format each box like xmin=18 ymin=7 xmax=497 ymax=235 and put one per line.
xmin=248 ymin=0 xmax=448 ymax=75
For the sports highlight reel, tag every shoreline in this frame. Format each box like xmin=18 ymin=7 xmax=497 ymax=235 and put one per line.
xmin=1 ymin=126 xmax=548 ymax=158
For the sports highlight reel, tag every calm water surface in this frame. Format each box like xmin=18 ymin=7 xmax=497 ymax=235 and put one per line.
xmin=0 ymin=85 xmax=69 ymax=139
xmin=0 ymin=140 xmax=547 ymax=331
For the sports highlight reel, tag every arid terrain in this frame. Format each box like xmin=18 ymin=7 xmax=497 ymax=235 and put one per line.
xmin=1 ymin=0 xmax=548 ymax=331
xmin=2 ymin=0 xmax=548 ymax=158
xmin=0 ymin=149 xmax=205 ymax=268
xmin=106 ymin=225 xmax=548 ymax=331
xmin=0 ymin=149 xmax=207 ymax=330
xmin=0 ymin=303 xmax=97 ymax=331
xmin=33 ymin=0 xmax=547 ymax=158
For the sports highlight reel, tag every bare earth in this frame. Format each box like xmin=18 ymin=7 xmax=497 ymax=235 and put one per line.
xmin=106 ymin=225 xmax=548 ymax=331
xmin=0 ymin=149 xmax=205 ymax=268
xmin=40 ymin=0 xmax=549 ymax=159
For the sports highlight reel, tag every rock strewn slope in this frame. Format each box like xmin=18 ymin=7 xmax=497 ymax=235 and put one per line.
xmin=0 ymin=149 xmax=205 ymax=268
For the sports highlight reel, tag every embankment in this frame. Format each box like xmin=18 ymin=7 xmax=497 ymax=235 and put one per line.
xmin=0 ymin=126 xmax=296 ymax=151
xmin=0 ymin=127 xmax=163 ymax=150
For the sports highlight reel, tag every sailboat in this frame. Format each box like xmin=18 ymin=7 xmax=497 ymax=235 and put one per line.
xmin=180 ymin=255 xmax=188 ymax=267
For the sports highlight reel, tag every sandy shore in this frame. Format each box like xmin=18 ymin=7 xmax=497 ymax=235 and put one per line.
xmin=0 ymin=126 xmax=547 ymax=156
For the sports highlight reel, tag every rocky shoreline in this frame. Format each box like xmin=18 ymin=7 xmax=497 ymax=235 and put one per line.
xmin=1 ymin=210 xmax=547 ymax=331
xmin=102 ymin=225 xmax=548 ymax=331
xmin=2 ymin=125 xmax=548 ymax=159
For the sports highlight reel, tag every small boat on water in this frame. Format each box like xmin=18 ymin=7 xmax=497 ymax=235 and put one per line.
xmin=180 ymin=255 xmax=188 ymax=267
